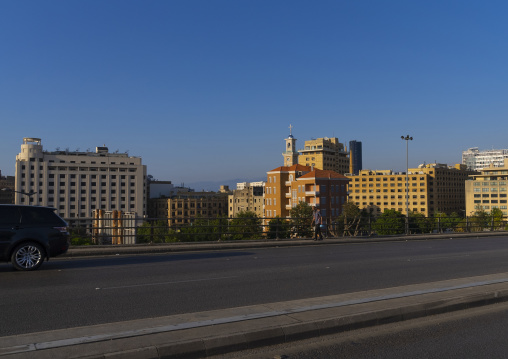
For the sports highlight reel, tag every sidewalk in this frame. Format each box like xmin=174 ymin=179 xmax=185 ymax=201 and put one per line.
xmin=2 ymin=272 xmax=508 ymax=359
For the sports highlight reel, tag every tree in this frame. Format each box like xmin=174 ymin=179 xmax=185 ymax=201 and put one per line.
xmin=228 ymin=211 xmax=262 ymax=240
xmin=137 ymin=220 xmax=176 ymax=243
xmin=267 ymin=216 xmax=291 ymax=239
xmin=408 ymin=212 xmax=433 ymax=234
xmin=179 ymin=216 xmax=229 ymax=242
xmin=333 ymin=202 xmax=371 ymax=237
xmin=468 ymin=209 xmax=490 ymax=232
xmin=289 ymin=202 xmax=313 ymax=238
xmin=373 ymin=209 xmax=405 ymax=235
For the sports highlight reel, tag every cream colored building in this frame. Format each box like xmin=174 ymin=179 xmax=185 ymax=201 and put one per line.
xmin=465 ymin=158 xmax=508 ymax=217
xmin=228 ymin=182 xmax=265 ymax=218
xmin=347 ymin=163 xmax=477 ymax=217
xmin=298 ymin=137 xmax=349 ymax=174
xmin=15 ymin=138 xmax=147 ymax=219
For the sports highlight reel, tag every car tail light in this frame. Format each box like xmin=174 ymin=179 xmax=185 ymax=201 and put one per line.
xmin=54 ymin=226 xmax=69 ymax=233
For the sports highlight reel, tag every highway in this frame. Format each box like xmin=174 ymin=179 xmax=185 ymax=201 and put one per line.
xmin=2 ymin=236 xmax=508 ymax=338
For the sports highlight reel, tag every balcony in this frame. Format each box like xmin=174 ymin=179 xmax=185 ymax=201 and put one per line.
xmin=305 ymin=191 xmax=319 ymax=196
xmin=285 ymin=181 xmax=292 ymax=186
xmin=285 ymin=192 xmax=291 ymax=198
xmin=285 ymin=204 xmax=292 ymax=210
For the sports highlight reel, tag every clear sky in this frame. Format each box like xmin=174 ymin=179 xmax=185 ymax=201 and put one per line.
xmin=1 ymin=0 xmax=507 ymax=186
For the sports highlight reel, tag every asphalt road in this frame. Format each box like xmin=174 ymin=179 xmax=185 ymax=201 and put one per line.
xmin=2 ymin=236 xmax=508 ymax=337
xmin=212 ymin=299 xmax=508 ymax=359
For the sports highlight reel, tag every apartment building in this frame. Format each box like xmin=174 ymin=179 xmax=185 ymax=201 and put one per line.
xmin=347 ymin=163 xmax=477 ymax=217
xmin=298 ymin=137 xmax=349 ymax=174
xmin=228 ymin=182 xmax=265 ymax=218
xmin=462 ymin=147 xmax=508 ymax=171
xmin=465 ymin=158 xmax=508 ymax=217
xmin=15 ymin=138 xmax=147 ymax=219
xmin=265 ymin=164 xmax=349 ymax=220
xmin=148 ymin=191 xmax=229 ymax=226
xmin=0 ymin=170 xmax=15 ymax=204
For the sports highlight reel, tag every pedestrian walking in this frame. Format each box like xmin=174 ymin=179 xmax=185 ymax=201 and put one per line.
xmin=313 ymin=206 xmax=323 ymax=240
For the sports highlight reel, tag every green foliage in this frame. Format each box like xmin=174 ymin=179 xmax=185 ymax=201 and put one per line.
xmin=69 ymin=226 xmax=94 ymax=246
xmin=267 ymin=216 xmax=291 ymax=239
xmin=408 ymin=212 xmax=433 ymax=234
xmin=228 ymin=211 xmax=262 ymax=240
xmin=433 ymin=212 xmax=462 ymax=233
xmin=373 ymin=209 xmax=405 ymax=235
xmin=289 ymin=202 xmax=313 ymax=238
xmin=137 ymin=220 xmax=176 ymax=243
xmin=332 ymin=202 xmax=372 ymax=237
xmin=468 ymin=209 xmax=490 ymax=232
xmin=179 ymin=216 xmax=229 ymax=242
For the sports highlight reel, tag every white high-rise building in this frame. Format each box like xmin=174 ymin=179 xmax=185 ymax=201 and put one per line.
xmin=15 ymin=138 xmax=147 ymax=219
xmin=462 ymin=147 xmax=508 ymax=171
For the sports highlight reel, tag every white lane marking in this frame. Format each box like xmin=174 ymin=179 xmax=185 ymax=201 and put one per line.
xmin=95 ymin=276 xmax=238 ymax=290
xmin=409 ymin=254 xmax=471 ymax=261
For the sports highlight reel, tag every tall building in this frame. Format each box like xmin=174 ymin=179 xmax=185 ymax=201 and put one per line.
xmin=15 ymin=137 xmax=147 ymax=219
xmin=228 ymin=181 xmax=265 ymax=218
xmin=347 ymin=163 xmax=478 ymax=217
xmin=0 ymin=170 xmax=15 ymax=204
xmin=265 ymin=164 xmax=349 ymax=220
xmin=349 ymin=140 xmax=363 ymax=175
xmin=298 ymin=137 xmax=349 ymax=174
xmin=465 ymin=158 xmax=508 ymax=217
xmin=462 ymin=147 xmax=508 ymax=171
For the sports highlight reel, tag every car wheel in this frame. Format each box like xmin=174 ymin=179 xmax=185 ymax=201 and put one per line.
xmin=11 ymin=242 xmax=45 ymax=271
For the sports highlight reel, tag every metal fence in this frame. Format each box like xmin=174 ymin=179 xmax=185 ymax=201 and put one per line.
xmin=65 ymin=215 xmax=508 ymax=245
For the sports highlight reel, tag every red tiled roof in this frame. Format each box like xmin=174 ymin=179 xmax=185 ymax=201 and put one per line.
xmin=268 ymin=164 xmax=313 ymax=172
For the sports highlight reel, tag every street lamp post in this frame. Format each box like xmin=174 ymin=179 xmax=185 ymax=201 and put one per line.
xmin=401 ymin=135 xmax=413 ymax=235
xmin=1 ymin=188 xmax=38 ymax=203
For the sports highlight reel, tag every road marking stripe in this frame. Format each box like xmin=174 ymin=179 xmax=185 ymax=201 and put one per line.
xmin=95 ymin=276 xmax=238 ymax=290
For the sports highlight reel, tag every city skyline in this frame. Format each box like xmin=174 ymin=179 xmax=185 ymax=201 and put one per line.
xmin=2 ymin=1 xmax=507 ymax=184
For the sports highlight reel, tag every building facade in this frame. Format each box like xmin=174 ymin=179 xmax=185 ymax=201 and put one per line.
xmin=265 ymin=164 xmax=349 ymax=221
xmin=348 ymin=140 xmax=363 ymax=175
xmin=15 ymin=138 xmax=147 ymax=219
xmin=0 ymin=170 xmax=15 ymax=204
xmin=465 ymin=159 xmax=508 ymax=217
xmin=147 ymin=192 xmax=229 ymax=226
xmin=228 ymin=182 xmax=265 ymax=218
xmin=347 ymin=163 xmax=478 ymax=217
xmin=462 ymin=147 xmax=508 ymax=171
xmin=298 ymin=137 xmax=349 ymax=174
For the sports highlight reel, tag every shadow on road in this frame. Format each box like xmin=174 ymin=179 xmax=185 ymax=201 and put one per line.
xmin=0 ymin=251 xmax=255 ymax=272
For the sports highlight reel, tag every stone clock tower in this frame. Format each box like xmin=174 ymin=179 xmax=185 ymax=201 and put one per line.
xmin=282 ymin=124 xmax=298 ymax=166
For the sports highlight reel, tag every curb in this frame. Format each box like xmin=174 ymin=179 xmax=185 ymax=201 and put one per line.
xmin=3 ymin=275 xmax=508 ymax=359
xmin=63 ymin=231 xmax=508 ymax=258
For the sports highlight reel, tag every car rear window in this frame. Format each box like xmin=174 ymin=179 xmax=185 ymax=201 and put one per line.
xmin=0 ymin=206 xmax=22 ymax=225
xmin=20 ymin=207 xmax=66 ymax=226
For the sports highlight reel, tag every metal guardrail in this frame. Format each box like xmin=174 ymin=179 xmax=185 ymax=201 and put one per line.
xmin=65 ymin=216 xmax=508 ymax=246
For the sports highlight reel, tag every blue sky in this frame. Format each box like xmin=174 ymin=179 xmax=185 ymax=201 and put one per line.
xmin=1 ymin=1 xmax=507 ymax=187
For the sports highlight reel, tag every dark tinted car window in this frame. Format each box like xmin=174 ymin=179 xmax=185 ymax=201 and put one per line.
xmin=0 ymin=206 xmax=21 ymax=225
xmin=20 ymin=207 xmax=66 ymax=226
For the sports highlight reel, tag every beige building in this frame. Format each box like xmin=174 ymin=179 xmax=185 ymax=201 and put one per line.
xmin=465 ymin=158 xmax=508 ymax=217
xmin=347 ymin=163 xmax=478 ymax=217
xmin=298 ymin=137 xmax=349 ymax=174
xmin=228 ymin=182 xmax=265 ymax=218
xmin=15 ymin=138 xmax=147 ymax=219
xmin=148 ymin=191 xmax=230 ymax=226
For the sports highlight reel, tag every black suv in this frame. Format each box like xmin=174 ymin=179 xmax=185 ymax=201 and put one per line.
xmin=0 ymin=205 xmax=70 ymax=271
